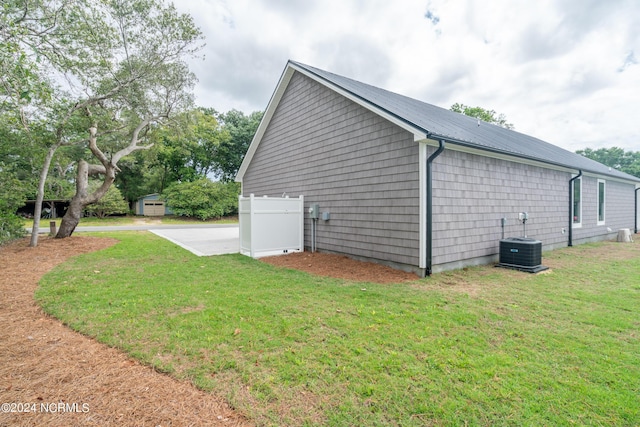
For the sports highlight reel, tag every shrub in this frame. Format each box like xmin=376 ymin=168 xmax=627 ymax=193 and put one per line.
xmin=162 ymin=179 xmax=239 ymax=220
xmin=0 ymin=167 xmax=27 ymax=244
xmin=84 ymin=184 xmax=130 ymax=218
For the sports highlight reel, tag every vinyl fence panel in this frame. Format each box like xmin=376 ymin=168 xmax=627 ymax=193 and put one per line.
xmin=239 ymin=194 xmax=304 ymax=257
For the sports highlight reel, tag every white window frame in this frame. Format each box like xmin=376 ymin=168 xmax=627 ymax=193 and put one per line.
xmin=597 ymin=179 xmax=606 ymax=226
xmin=572 ymin=176 xmax=582 ymax=228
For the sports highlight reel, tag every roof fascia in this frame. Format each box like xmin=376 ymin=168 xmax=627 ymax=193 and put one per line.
xmin=235 ymin=64 xmax=296 ymax=182
xmin=418 ymin=137 xmax=640 ymax=185
xmin=418 ymin=137 xmax=574 ymax=174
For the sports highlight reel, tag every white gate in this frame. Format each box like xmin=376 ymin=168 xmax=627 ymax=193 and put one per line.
xmin=239 ymin=194 xmax=304 ymax=257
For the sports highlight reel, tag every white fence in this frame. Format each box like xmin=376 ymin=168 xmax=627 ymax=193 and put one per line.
xmin=239 ymin=194 xmax=304 ymax=257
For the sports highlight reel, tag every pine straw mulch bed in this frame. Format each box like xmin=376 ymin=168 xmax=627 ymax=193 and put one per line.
xmin=260 ymin=252 xmax=420 ymax=284
xmin=0 ymin=236 xmax=251 ymax=427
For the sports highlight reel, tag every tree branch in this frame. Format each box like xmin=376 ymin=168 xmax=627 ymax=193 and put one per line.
xmin=87 ymin=164 xmax=106 ymax=176
xmin=111 ymin=114 xmax=161 ymax=165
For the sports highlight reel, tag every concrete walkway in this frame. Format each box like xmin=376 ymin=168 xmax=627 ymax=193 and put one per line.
xmin=149 ymin=226 xmax=239 ymax=256
xmin=31 ymin=223 xmax=240 ymax=257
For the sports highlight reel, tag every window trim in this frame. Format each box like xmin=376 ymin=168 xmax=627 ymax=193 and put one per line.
xmin=572 ymin=176 xmax=582 ymax=228
xmin=597 ymin=179 xmax=606 ymax=226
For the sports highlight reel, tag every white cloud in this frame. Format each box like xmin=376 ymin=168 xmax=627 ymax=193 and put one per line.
xmin=175 ymin=0 xmax=640 ymax=152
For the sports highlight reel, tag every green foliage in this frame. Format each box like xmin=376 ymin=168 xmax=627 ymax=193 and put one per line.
xmin=0 ymin=112 xmax=30 ymax=243
xmin=215 ymin=109 xmax=264 ymax=181
xmin=0 ymin=166 xmax=26 ymax=244
xmin=114 ymin=150 xmax=162 ymax=204
xmin=450 ymin=102 xmax=514 ymax=129
xmin=37 ymin=234 xmax=640 ymax=426
xmin=162 ymin=179 xmax=239 ymax=220
xmin=576 ymin=147 xmax=640 ymax=178
xmin=84 ymin=182 xmax=129 ymax=218
xmin=154 ymin=108 xmax=230 ymax=185
xmin=0 ymin=1 xmax=54 ymax=111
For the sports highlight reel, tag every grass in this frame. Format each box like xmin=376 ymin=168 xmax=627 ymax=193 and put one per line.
xmin=24 ymin=215 xmax=238 ymax=228
xmin=36 ymin=232 xmax=640 ymax=426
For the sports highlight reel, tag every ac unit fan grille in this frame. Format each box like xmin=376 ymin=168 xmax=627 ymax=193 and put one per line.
xmin=497 ymin=237 xmax=548 ymax=273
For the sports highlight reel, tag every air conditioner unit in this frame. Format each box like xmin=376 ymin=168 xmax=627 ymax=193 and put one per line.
xmin=497 ymin=237 xmax=548 ymax=273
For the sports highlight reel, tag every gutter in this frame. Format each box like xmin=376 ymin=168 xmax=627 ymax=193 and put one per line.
xmin=426 ymin=139 xmax=446 ymax=276
xmin=633 ymin=187 xmax=640 ymax=234
xmin=568 ymin=170 xmax=582 ymax=247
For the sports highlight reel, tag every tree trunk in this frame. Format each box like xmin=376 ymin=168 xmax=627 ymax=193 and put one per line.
xmin=30 ymin=145 xmax=59 ymax=247
xmin=56 ymin=159 xmax=113 ymax=238
xmin=56 ymin=196 xmax=85 ymax=238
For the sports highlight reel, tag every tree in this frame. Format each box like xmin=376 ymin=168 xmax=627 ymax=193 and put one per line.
xmin=163 ymin=179 xmax=239 ymax=220
xmin=2 ymin=1 xmax=99 ymax=243
xmin=0 ymin=167 xmax=27 ymax=244
xmin=215 ymin=109 xmax=264 ymax=181
xmin=84 ymin=182 xmax=129 ymax=218
xmin=154 ymin=108 xmax=229 ymax=186
xmin=2 ymin=0 xmax=203 ymax=244
xmin=0 ymin=112 xmax=32 ymax=243
xmin=576 ymin=147 xmax=640 ymax=178
xmin=0 ymin=0 xmax=54 ymax=112
xmin=113 ymin=149 xmax=162 ymax=207
xmin=450 ymin=103 xmax=514 ymax=129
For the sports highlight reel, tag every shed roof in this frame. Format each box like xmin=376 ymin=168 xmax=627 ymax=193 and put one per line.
xmin=237 ymin=60 xmax=640 ymax=183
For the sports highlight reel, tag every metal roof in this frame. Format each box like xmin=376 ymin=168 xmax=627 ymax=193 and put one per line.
xmin=290 ymin=60 xmax=639 ymax=183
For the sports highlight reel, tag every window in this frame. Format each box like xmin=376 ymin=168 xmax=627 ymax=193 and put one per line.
xmin=572 ymin=176 xmax=582 ymax=227
xmin=597 ymin=179 xmax=606 ymax=225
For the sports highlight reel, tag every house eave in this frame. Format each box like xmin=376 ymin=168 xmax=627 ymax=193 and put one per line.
xmin=416 ymin=136 xmax=640 ymax=185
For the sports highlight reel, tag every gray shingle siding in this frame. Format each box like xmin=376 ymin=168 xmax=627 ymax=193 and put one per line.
xmin=430 ymin=149 xmax=569 ymax=267
xmin=429 ymin=149 xmax=637 ymax=270
xmin=242 ymin=71 xmax=421 ymax=267
xmin=572 ymin=177 xmax=635 ymax=243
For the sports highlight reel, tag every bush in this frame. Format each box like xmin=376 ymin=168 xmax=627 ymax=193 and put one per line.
xmin=162 ymin=179 xmax=239 ymax=220
xmin=84 ymin=184 xmax=129 ymax=218
xmin=0 ymin=168 xmax=27 ymax=245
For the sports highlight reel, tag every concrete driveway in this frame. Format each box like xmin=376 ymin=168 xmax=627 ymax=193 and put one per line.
xmin=149 ymin=225 xmax=239 ymax=256
xmin=31 ymin=223 xmax=240 ymax=257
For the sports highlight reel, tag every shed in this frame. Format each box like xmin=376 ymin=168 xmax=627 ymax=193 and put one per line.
xmin=236 ymin=60 xmax=640 ymax=276
xmin=135 ymin=194 xmax=172 ymax=216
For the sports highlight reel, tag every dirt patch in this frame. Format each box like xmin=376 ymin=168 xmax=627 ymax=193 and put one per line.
xmin=260 ymin=251 xmax=419 ymax=284
xmin=132 ymin=217 xmax=162 ymax=225
xmin=0 ymin=236 xmax=251 ymax=427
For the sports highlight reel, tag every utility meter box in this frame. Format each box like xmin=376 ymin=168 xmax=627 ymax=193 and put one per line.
xmin=309 ymin=204 xmax=320 ymax=219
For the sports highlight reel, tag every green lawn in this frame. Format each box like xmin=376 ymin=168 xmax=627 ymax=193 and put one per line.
xmin=36 ymin=232 xmax=640 ymax=426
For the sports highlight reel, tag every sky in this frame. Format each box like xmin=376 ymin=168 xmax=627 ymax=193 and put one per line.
xmin=173 ymin=0 xmax=640 ymax=153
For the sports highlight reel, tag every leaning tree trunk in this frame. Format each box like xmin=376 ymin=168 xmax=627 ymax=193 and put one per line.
xmin=56 ymin=158 xmax=113 ymax=238
xmin=56 ymin=196 xmax=86 ymax=238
